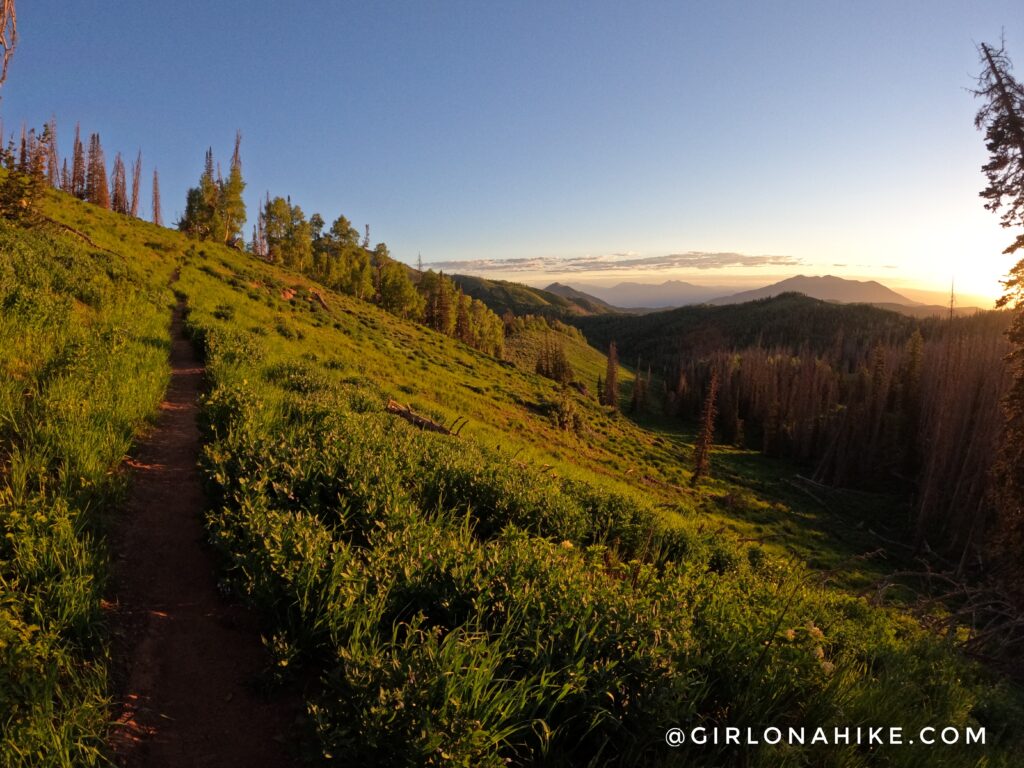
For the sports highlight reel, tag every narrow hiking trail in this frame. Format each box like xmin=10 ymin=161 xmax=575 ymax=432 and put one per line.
xmin=109 ymin=302 xmax=297 ymax=767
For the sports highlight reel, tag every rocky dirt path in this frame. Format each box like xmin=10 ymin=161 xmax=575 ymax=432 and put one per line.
xmin=109 ymin=302 xmax=297 ymax=767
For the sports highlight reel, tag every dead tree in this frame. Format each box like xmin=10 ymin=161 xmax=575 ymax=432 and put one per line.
xmin=0 ymin=1 xmax=15 ymax=92
xmin=385 ymin=399 xmax=466 ymax=436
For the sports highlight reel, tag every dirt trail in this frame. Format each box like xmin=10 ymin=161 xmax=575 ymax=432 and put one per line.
xmin=110 ymin=303 xmax=297 ymax=767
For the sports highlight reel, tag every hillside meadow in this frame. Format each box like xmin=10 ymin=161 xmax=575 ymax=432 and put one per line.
xmin=0 ymin=185 xmax=1020 ymax=765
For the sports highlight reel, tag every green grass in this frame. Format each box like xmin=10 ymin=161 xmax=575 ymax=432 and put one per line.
xmin=178 ymin=251 xmax=1023 ymax=765
xmin=0 ymin=197 xmax=174 ymax=765
xmin=3 ymin=183 xmax=1022 ymax=765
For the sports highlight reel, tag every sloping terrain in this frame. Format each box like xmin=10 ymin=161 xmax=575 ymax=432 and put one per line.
xmin=574 ymin=292 xmax=919 ymax=369
xmin=452 ymin=273 xmax=618 ymax=318
xmin=709 ymin=275 xmax=916 ymax=305
xmin=2 ymin=184 xmax=1022 ymax=765
xmin=110 ymin=302 xmax=297 ymax=767
xmin=542 ymin=282 xmax=622 ymax=313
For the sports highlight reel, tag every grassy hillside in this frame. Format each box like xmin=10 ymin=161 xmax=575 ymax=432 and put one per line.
xmin=4 ymin=184 xmax=1023 ymax=765
xmin=180 ymin=250 xmax=1022 ymax=766
xmin=452 ymin=273 xmax=617 ymax=318
xmin=503 ymin=322 xmax=633 ymax=397
xmin=542 ymin=281 xmax=621 ymax=313
xmin=0 ymin=199 xmax=174 ymax=764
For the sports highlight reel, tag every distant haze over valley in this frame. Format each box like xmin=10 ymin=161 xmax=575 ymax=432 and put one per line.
xmin=540 ymin=274 xmax=995 ymax=315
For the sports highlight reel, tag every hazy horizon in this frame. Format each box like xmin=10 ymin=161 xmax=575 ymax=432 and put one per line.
xmin=457 ymin=270 xmax=999 ymax=308
xmin=5 ymin=2 xmax=1020 ymax=303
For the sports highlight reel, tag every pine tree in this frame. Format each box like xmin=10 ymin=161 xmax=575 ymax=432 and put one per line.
xmin=71 ymin=123 xmax=85 ymax=199
xmin=27 ymin=128 xmax=46 ymax=187
xmin=0 ymin=121 xmax=43 ymax=222
xmin=152 ymin=168 xmax=162 ymax=226
xmin=455 ymin=292 xmax=473 ymax=344
xmin=129 ymin=149 xmax=141 ymax=217
xmin=85 ymin=133 xmax=109 ymax=208
xmin=60 ymin=157 xmax=70 ymax=192
xmin=44 ymin=118 xmax=58 ymax=187
xmin=691 ymin=369 xmax=719 ymax=486
xmin=974 ymin=41 xmax=1024 ymax=589
xmin=198 ymin=146 xmax=222 ymax=237
xmin=630 ymin=365 xmax=649 ymax=414
xmin=604 ymin=341 xmax=619 ymax=409
xmin=435 ymin=272 xmax=455 ymax=335
xmin=111 ymin=152 xmax=128 ymax=213
xmin=220 ymin=131 xmax=246 ymax=244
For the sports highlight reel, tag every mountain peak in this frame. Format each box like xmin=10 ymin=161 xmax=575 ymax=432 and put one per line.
xmin=711 ymin=275 xmax=915 ymax=306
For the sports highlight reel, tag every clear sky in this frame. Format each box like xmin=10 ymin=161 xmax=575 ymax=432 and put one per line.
xmin=3 ymin=1 xmax=1021 ymax=302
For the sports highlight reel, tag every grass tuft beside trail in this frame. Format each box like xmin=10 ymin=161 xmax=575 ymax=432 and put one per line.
xmin=0 ymin=210 xmax=174 ymax=765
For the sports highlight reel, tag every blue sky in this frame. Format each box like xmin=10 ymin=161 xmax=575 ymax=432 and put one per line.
xmin=3 ymin=1 xmax=1020 ymax=300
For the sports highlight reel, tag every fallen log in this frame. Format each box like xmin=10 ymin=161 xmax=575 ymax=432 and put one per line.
xmin=310 ymin=290 xmax=330 ymax=310
xmin=386 ymin=398 xmax=459 ymax=435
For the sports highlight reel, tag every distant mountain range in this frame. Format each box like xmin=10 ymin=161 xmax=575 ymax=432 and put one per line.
xmin=541 ymin=283 xmax=619 ymax=313
xmin=544 ymin=275 xmax=982 ymax=317
xmin=708 ymin=275 xmax=914 ymax=306
xmin=548 ymin=280 xmax=724 ymax=309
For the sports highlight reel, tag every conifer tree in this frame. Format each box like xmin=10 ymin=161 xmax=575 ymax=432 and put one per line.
xmin=455 ymin=292 xmax=473 ymax=344
xmin=85 ymin=133 xmax=109 ymax=208
xmin=60 ymin=158 xmax=70 ymax=192
xmin=199 ymin=146 xmax=222 ymax=236
xmin=44 ymin=118 xmax=58 ymax=187
xmin=974 ymin=41 xmax=1024 ymax=586
xmin=630 ymin=366 xmax=648 ymax=414
xmin=27 ymin=128 xmax=45 ymax=188
xmin=0 ymin=121 xmax=43 ymax=222
xmin=152 ymin=168 xmax=162 ymax=226
xmin=220 ymin=131 xmax=246 ymax=244
xmin=71 ymin=123 xmax=85 ymax=199
xmin=604 ymin=341 xmax=619 ymax=409
xmin=27 ymin=128 xmax=46 ymax=187
xmin=691 ymin=369 xmax=719 ymax=486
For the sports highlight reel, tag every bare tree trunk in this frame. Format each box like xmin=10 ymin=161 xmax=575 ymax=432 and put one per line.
xmin=0 ymin=1 xmax=16 ymax=92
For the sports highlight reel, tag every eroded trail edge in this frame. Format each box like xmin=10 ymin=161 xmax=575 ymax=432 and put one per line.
xmin=109 ymin=302 xmax=296 ymax=767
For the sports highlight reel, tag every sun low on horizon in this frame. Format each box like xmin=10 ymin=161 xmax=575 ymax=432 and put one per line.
xmin=3 ymin=1 xmax=1023 ymax=309
xmin=7 ymin=1 xmax=1024 ymax=766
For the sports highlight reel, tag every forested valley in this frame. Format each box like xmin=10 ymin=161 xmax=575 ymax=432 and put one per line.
xmin=2 ymin=13 xmax=1024 ymax=766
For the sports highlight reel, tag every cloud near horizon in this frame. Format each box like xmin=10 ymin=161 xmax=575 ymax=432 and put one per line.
xmin=425 ymin=251 xmax=803 ymax=274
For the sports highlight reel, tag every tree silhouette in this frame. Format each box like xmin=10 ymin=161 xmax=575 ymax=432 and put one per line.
xmin=974 ymin=40 xmax=1024 ymax=589
xmin=71 ymin=124 xmax=86 ymax=199
xmin=603 ymin=341 xmax=619 ymax=409
xmin=691 ymin=369 xmax=719 ymax=486
xmin=85 ymin=133 xmax=109 ymax=208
